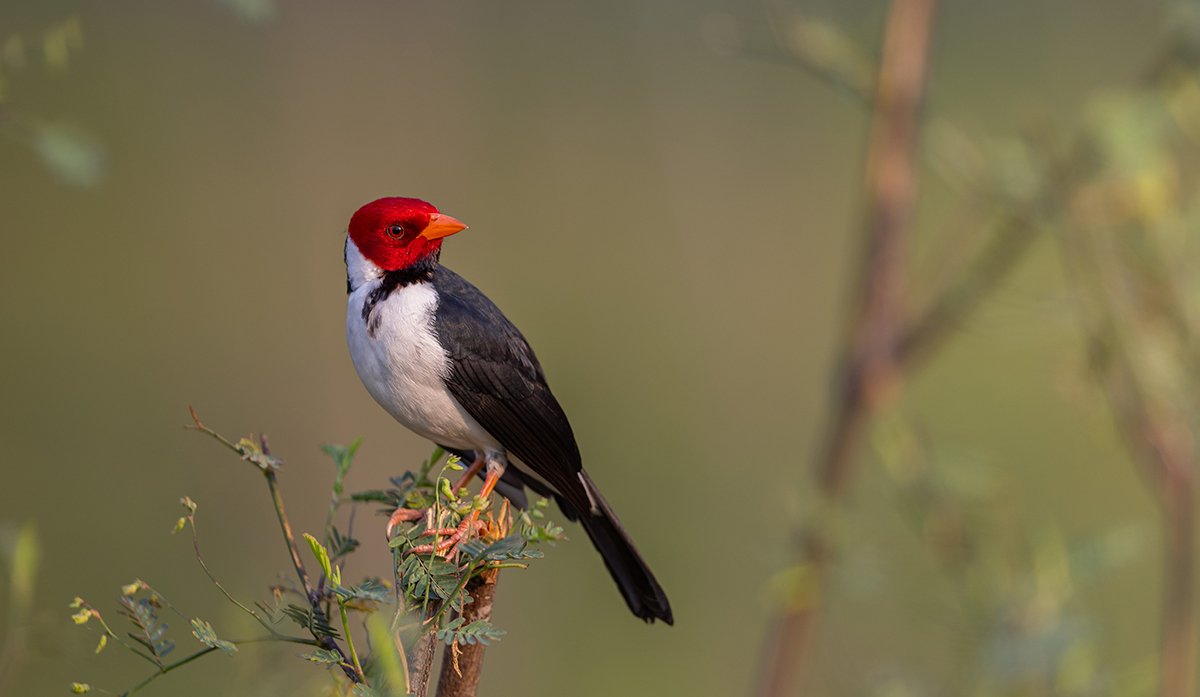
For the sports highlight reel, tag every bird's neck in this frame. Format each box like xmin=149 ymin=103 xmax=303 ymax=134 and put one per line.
xmin=345 ymin=236 xmax=440 ymax=295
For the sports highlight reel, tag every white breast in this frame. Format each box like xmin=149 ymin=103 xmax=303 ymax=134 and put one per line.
xmin=345 ymin=240 xmax=500 ymax=452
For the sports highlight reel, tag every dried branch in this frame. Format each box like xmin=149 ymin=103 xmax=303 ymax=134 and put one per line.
xmin=436 ymin=569 xmax=500 ymax=697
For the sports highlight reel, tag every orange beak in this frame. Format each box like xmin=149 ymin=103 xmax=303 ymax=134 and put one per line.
xmin=420 ymin=213 xmax=468 ymax=240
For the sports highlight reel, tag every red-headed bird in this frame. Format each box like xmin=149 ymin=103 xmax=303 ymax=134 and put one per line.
xmin=343 ymin=197 xmax=672 ymax=624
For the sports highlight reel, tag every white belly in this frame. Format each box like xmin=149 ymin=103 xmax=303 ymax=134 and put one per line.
xmin=346 ymin=281 xmax=499 ymax=452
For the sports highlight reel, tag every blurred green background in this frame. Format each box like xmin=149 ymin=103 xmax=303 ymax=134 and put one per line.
xmin=0 ymin=1 xmax=1182 ymax=695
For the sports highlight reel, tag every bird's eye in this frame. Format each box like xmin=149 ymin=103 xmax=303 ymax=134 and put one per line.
xmin=386 ymin=224 xmax=405 ymax=239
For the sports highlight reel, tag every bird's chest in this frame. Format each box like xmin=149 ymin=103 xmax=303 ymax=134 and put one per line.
xmin=346 ymin=283 xmax=477 ymax=447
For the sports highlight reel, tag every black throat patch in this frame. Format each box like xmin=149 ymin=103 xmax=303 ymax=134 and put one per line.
xmin=361 ymin=257 xmax=437 ymax=338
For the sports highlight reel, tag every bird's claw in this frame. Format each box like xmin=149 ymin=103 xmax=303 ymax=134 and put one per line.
xmin=405 ymin=518 xmax=486 ymax=557
xmin=385 ymin=507 xmax=426 ymax=540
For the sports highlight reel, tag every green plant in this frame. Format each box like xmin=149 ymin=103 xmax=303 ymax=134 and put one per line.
xmin=67 ymin=410 xmax=563 ymax=696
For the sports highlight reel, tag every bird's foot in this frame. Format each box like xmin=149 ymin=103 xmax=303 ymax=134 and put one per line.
xmin=386 ymin=505 xmax=487 ymax=558
xmin=406 ymin=518 xmax=487 ymax=556
xmin=385 ymin=507 xmax=426 ymax=540
xmin=385 ymin=465 xmax=504 ymax=557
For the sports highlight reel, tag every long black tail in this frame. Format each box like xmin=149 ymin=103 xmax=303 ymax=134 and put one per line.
xmin=450 ymin=448 xmax=673 ymax=624
xmin=577 ymin=471 xmax=673 ymax=624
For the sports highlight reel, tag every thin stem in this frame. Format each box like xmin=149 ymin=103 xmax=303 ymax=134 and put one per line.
xmin=260 ymin=443 xmax=360 ymax=684
xmin=186 ymin=517 xmax=276 ymax=634
xmin=339 ymin=602 xmax=366 ymax=681
xmin=121 ymin=635 xmax=319 ymax=696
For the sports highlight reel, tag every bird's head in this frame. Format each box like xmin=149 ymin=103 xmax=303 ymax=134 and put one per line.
xmin=347 ymin=197 xmax=467 ymax=272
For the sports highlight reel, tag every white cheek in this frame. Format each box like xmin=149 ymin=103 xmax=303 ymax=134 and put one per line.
xmin=345 ymin=236 xmax=382 ymax=291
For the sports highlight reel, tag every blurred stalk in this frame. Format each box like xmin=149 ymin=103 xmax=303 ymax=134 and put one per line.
xmin=0 ymin=523 xmax=38 ymax=691
xmin=1161 ymin=468 xmax=1196 ymax=697
xmin=755 ymin=1 xmax=939 ymax=694
xmin=1062 ymin=222 xmax=1199 ymax=697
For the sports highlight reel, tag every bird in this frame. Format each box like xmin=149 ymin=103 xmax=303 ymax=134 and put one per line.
xmin=343 ymin=196 xmax=673 ymax=624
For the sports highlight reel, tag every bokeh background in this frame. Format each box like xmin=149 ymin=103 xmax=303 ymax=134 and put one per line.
xmin=1 ymin=1 xmax=1193 ymax=695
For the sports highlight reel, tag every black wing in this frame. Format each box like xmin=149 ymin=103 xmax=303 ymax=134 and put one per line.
xmin=432 ymin=267 xmax=674 ymax=624
xmin=431 ymin=267 xmax=591 ymax=514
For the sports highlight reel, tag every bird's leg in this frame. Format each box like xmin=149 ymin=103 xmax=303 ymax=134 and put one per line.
xmin=451 ymin=454 xmax=485 ymax=495
xmin=462 ymin=463 xmax=504 ymax=529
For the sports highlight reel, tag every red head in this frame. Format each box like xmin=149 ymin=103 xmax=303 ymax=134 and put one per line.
xmin=347 ymin=197 xmax=468 ymax=271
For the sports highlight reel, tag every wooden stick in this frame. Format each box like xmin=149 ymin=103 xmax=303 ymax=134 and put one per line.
xmin=436 ymin=569 xmax=500 ymax=697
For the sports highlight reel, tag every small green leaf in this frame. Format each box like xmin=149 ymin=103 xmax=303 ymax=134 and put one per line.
xmin=303 ymin=533 xmax=338 ymax=586
xmin=301 ymin=647 xmax=343 ymax=664
xmin=119 ymin=596 xmax=174 ymax=663
xmin=190 ymin=618 xmax=237 ymax=655
xmin=334 ymin=578 xmax=391 ymax=604
xmin=327 ymin=526 xmax=360 ymax=560
xmin=233 ymin=438 xmax=282 ymax=471
xmin=349 ymin=489 xmax=392 ymax=504
xmin=94 ymin=634 xmax=107 ymax=654
xmin=280 ymin=604 xmax=340 ymax=639
xmin=397 ymin=553 xmax=464 ymax=608
xmin=321 ymin=438 xmax=363 ymax=482
xmin=436 ymin=617 xmax=505 ymax=646
xmin=461 ymin=534 xmax=544 ymax=562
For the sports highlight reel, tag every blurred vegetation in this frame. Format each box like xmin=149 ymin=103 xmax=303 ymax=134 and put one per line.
xmin=5 ymin=1 xmax=1200 ymax=696
xmin=0 ymin=15 xmax=104 ymax=187
xmin=759 ymin=2 xmax=1200 ymax=696
xmin=0 ymin=522 xmax=39 ymax=692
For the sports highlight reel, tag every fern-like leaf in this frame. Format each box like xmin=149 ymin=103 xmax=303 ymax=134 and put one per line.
xmin=398 ymin=553 xmax=465 ymax=609
xmin=301 ymin=647 xmax=344 ymax=665
xmin=190 ymin=618 xmax=237 ymax=655
xmin=327 ymin=526 xmax=360 ymax=560
xmin=334 ymin=578 xmax=391 ymax=604
xmin=280 ymin=603 xmax=340 ymax=639
xmin=119 ymin=596 xmax=174 ymax=664
xmin=436 ymin=617 xmax=505 ymax=646
xmin=460 ymin=533 xmax=544 ymax=562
